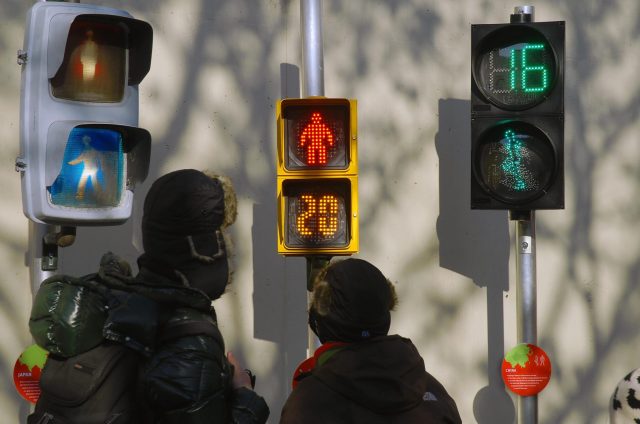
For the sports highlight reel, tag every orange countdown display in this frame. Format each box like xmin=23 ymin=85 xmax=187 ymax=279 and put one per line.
xmin=276 ymin=98 xmax=358 ymax=256
xmin=297 ymin=194 xmax=338 ymax=237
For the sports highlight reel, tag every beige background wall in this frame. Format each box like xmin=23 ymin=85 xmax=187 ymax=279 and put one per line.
xmin=1 ymin=0 xmax=639 ymax=423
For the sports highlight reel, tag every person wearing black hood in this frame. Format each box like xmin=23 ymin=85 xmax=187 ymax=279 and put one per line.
xmin=135 ymin=169 xmax=270 ymax=423
xmin=28 ymin=169 xmax=269 ymax=424
xmin=280 ymin=258 xmax=461 ymax=424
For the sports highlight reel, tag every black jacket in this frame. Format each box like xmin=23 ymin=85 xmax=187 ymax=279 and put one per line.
xmin=280 ymin=335 xmax=461 ymax=424
xmin=29 ymin=253 xmax=269 ymax=424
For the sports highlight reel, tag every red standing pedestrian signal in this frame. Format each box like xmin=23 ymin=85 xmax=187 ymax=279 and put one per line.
xmin=299 ymin=112 xmax=335 ymax=165
xmin=276 ymin=98 xmax=359 ymax=256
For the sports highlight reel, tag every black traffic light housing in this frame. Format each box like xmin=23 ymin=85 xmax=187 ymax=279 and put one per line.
xmin=471 ymin=20 xmax=565 ymax=210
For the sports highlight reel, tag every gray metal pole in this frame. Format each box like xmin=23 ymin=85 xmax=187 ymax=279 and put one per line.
xmin=301 ymin=0 xmax=326 ymax=356
xmin=515 ymin=213 xmax=537 ymax=424
xmin=513 ymin=5 xmax=535 ymax=21
xmin=510 ymin=8 xmax=538 ymax=424
xmin=300 ymin=0 xmax=325 ymax=97
xmin=510 ymin=7 xmax=538 ymax=423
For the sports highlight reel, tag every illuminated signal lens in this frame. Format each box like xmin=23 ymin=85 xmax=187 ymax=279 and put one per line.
xmin=50 ymin=18 xmax=127 ymax=102
xmin=473 ymin=26 xmax=556 ymax=110
xmin=474 ymin=122 xmax=556 ymax=204
xmin=284 ymin=179 xmax=350 ymax=247
xmin=284 ymin=105 xmax=349 ymax=170
xmin=48 ymin=127 xmax=125 ymax=208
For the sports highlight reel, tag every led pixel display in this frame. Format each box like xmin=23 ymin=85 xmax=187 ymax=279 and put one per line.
xmin=474 ymin=122 xmax=556 ymax=205
xmin=285 ymin=105 xmax=349 ymax=170
xmin=284 ymin=180 xmax=349 ymax=248
xmin=473 ymin=26 xmax=557 ymax=110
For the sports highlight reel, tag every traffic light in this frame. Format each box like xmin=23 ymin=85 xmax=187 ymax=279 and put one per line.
xmin=17 ymin=2 xmax=152 ymax=225
xmin=471 ymin=20 xmax=565 ymax=210
xmin=276 ymin=98 xmax=358 ymax=256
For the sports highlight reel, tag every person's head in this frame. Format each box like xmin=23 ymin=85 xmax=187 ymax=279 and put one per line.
xmin=139 ymin=169 xmax=237 ymax=300
xmin=308 ymin=258 xmax=398 ymax=344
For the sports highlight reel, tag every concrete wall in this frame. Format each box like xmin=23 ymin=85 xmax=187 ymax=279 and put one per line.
xmin=1 ymin=0 xmax=639 ymax=423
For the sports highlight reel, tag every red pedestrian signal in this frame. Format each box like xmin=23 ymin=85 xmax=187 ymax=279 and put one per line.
xmin=276 ymin=98 xmax=358 ymax=256
xmin=299 ymin=112 xmax=334 ymax=165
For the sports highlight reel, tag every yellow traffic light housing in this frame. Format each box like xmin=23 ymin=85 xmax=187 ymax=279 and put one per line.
xmin=276 ymin=98 xmax=358 ymax=256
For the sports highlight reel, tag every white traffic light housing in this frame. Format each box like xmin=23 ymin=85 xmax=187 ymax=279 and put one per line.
xmin=18 ymin=2 xmax=152 ymax=225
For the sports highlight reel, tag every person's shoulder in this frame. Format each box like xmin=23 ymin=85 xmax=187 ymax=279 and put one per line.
xmin=281 ymin=375 xmax=343 ymax=423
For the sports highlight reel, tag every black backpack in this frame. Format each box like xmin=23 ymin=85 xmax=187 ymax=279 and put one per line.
xmin=27 ymin=343 xmax=141 ymax=424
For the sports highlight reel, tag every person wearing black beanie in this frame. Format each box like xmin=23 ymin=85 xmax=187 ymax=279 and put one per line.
xmin=280 ymin=258 xmax=461 ymax=424
xmin=138 ymin=168 xmax=234 ymax=300
xmin=134 ymin=169 xmax=269 ymax=423
xmin=26 ymin=169 xmax=269 ymax=424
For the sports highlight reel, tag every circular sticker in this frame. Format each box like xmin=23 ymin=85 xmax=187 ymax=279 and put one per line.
xmin=13 ymin=344 xmax=48 ymax=403
xmin=501 ymin=343 xmax=551 ymax=396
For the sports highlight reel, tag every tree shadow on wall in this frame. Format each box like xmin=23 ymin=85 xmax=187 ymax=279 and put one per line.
xmin=435 ymin=98 xmax=515 ymax=424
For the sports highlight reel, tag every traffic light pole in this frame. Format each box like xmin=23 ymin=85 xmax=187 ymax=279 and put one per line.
xmin=512 ymin=7 xmax=538 ymax=423
xmin=507 ymin=7 xmax=539 ymax=423
xmin=301 ymin=0 xmax=326 ymax=356
xmin=512 ymin=210 xmax=537 ymax=424
xmin=301 ymin=0 xmax=325 ymax=98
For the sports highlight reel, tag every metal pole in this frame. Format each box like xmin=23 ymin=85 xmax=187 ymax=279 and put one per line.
xmin=301 ymin=0 xmax=326 ymax=356
xmin=514 ymin=211 xmax=537 ymax=424
xmin=300 ymin=0 xmax=324 ymax=97
xmin=510 ymin=10 xmax=538 ymax=424
xmin=508 ymin=8 xmax=538 ymax=423
xmin=513 ymin=5 xmax=535 ymax=21
xmin=27 ymin=222 xmax=59 ymax=296
xmin=305 ymin=256 xmax=330 ymax=356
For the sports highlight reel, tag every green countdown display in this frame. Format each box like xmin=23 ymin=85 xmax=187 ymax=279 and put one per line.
xmin=473 ymin=27 xmax=557 ymax=110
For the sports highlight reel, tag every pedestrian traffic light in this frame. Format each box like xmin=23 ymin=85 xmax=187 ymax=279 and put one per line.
xmin=471 ymin=20 xmax=564 ymax=210
xmin=276 ymin=98 xmax=358 ymax=256
xmin=17 ymin=2 xmax=152 ymax=225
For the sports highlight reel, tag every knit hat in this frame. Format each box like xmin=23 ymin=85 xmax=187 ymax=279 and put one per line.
xmin=139 ymin=169 xmax=237 ymax=299
xmin=309 ymin=258 xmax=397 ymax=343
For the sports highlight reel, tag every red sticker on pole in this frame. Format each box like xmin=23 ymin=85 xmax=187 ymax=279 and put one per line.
xmin=13 ymin=344 xmax=48 ymax=403
xmin=501 ymin=343 xmax=551 ymax=396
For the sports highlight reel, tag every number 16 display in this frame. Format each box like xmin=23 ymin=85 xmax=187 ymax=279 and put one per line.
xmin=276 ymin=98 xmax=358 ymax=256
